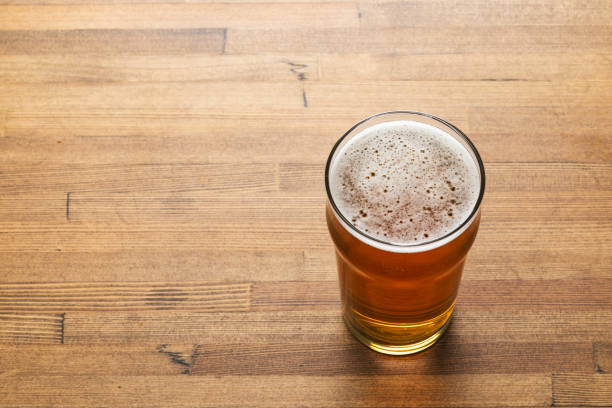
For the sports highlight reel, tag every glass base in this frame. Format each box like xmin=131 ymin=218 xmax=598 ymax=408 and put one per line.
xmin=343 ymin=309 xmax=453 ymax=355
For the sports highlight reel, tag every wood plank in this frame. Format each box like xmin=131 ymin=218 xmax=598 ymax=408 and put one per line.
xmin=449 ymin=308 xmax=612 ymax=343
xmin=0 ymin=217 xmax=609 ymax=252
xmin=0 ymin=313 xmax=62 ymax=344
xmin=303 ymin=81 xmax=612 ymax=111
xmin=64 ymin=311 xmax=348 ymax=344
xmin=469 ymin=107 xmax=612 ymax=163
xmin=304 ymin=246 xmax=612 ymax=281
xmin=0 ymin=3 xmax=358 ymax=30
xmin=0 ymin=29 xmax=225 ymax=55
xmin=0 ymin=250 xmax=303 ymax=283
xmin=466 ymin=248 xmax=612 ymax=280
xmin=0 ymin=163 xmax=277 ymax=196
xmin=280 ymin=162 xmax=612 ymax=193
xmin=0 ymin=82 xmax=304 ymax=111
xmin=358 ymin=0 xmax=612 ymax=27
xmin=226 ymin=26 xmax=612 ymax=54
xmin=475 ymin=220 xmax=611 ymax=252
xmin=458 ymin=279 xmax=612 ymax=310
xmin=0 ymin=112 xmax=454 ymax=165
xmin=0 ymin=282 xmax=250 ymax=312
xmin=0 ymin=195 xmax=322 ymax=224
xmin=474 ymin=163 xmax=612 ymax=193
xmin=470 ymin=106 xmax=612 ymax=136
xmin=3 ymin=190 xmax=607 ymax=225
xmin=0 ymin=341 xmax=592 ymax=377
xmin=552 ymin=374 xmax=612 ymax=407
xmin=594 ymin=343 xmax=612 ymax=374
xmin=483 ymin=192 xmax=612 ymax=222
xmin=189 ymin=341 xmax=592 ymax=376
xmin=5 ymin=53 xmax=612 ymax=85
xmin=63 ymin=309 xmax=612 ymax=344
xmin=0 ymin=55 xmax=318 ymax=84
xmin=0 ymin=220 xmax=609 ymax=251
xmin=251 ymin=280 xmax=612 ymax=312
xmin=0 ymin=224 xmax=329 ymax=251
xmin=0 ymin=344 xmax=195 ymax=376
xmin=1 ymin=108 xmax=609 ymax=164
xmin=0 ymin=374 xmax=551 ymax=407
xmin=1 ymin=81 xmax=609 ymax=118
xmin=319 ymin=53 xmax=612 ymax=81
xmin=1 ymin=112 xmax=352 ymax=140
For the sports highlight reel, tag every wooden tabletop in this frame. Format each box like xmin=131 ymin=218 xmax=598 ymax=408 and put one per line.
xmin=1 ymin=1 xmax=611 ymax=407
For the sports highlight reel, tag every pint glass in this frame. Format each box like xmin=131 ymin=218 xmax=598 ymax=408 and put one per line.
xmin=325 ymin=111 xmax=485 ymax=355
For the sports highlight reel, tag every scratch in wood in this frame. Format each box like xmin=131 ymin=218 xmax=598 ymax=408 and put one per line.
xmin=65 ymin=192 xmax=70 ymax=221
xmin=221 ymin=28 xmax=227 ymax=54
xmin=302 ymin=89 xmax=308 ymax=107
xmin=592 ymin=343 xmax=605 ymax=373
xmin=60 ymin=313 xmax=65 ymax=344
xmin=284 ymin=60 xmax=308 ymax=81
xmin=157 ymin=344 xmax=191 ymax=374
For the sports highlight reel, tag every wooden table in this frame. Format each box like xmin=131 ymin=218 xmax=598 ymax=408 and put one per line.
xmin=1 ymin=1 xmax=610 ymax=406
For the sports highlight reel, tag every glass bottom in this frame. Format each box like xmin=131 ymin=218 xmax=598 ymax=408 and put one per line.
xmin=343 ymin=303 xmax=454 ymax=355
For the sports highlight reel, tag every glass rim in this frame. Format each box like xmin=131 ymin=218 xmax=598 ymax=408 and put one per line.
xmin=324 ymin=110 xmax=486 ymax=250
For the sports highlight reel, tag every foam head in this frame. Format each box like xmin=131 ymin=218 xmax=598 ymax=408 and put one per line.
xmin=329 ymin=120 xmax=480 ymax=245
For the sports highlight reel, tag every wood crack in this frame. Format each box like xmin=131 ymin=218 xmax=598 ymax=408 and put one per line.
xmin=60 ymin=313 xmax=65 ymax=344
xmin=157 ymin=344 xmax=202 ymax=375
xmin=65 ymin=192 xmax=70 ymax=221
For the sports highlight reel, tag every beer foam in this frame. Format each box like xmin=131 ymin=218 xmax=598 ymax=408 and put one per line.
xmin=330 ymin=120 xmax=480 ymax=245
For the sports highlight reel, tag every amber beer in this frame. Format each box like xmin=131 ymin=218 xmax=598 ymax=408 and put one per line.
xmin=325 ymin=111 xmax=485 ymax=355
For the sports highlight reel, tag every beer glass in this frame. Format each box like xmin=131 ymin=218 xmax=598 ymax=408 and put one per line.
xmin=325 ymin=111 xmax=485 ymax=355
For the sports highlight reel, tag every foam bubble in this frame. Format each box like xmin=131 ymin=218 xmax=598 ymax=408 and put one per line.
xmin=330 ymin=120 xmax=480 ymax=245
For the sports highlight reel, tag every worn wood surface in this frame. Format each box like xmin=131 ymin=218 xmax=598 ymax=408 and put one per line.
xmin=0 ymin=1 xmax=611 ymax=406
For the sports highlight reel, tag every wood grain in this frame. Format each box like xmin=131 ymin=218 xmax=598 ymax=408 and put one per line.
xmin=594 ymin=343 xmax=612 ymax=374
xmin=552 ymin=374 xmax=612 ymax=407
xmin=5 ymin=80 xmax=608 ymax=111
xmin=1 ymin=110 xmax=609 ymax=165
xmin=304 ymin=245 xmax=612 ymax=281
xmin=1 ymin=0 xmax=611 ymax=406
xmin=0 ymin=250 xmax=303 ymax=282
xmin=250 ymin=279 xmax=612 ymax=312
xmin=0 ymin=82 xmax=306 ymax=111
xmin=188 ymin=340 xmax=594 ymax=377
xmin=0 ymin=29 xmax=226 ymax=55
xmin=226 ymin=26 xmax=612 ymax=54
xmin=0 ymin=375 xmax=552 ymax=407
xmin=0 ymin=3 xmax=359 ymax=30
xmin=0 ymin=313 xmax=63 ymax=344
xmin=319 ymin=53 xmax=612 ymax=81
xmin=358 ymin=0 xmax=612 ymax=26
xmin=278 ymin=163 xmax=612 ymax=198
xmin=0 ymin=55 xmax=319 ymax=84
xmin=0 ymin=282 xmax=250 ymax=312
xmin=0 ymin=341 xmax=595 ymax=377
xmin=61 ymin=309 xmax=611 ymax=345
